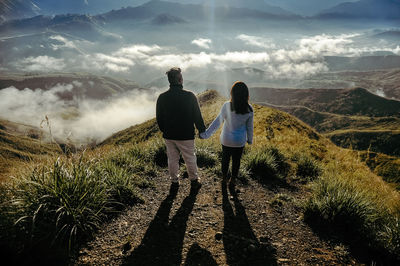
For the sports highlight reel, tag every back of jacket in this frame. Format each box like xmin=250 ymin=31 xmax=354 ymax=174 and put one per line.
xmin=156 ymin=85 xmax=206 ymax=140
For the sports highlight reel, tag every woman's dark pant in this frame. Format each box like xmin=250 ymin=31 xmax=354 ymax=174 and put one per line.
xmin=221 ymin=145 xmax=244 ymax=179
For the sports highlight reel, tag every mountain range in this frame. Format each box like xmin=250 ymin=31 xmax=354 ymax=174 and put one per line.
xmin=2 ymin=0 xmax=400 ymax=22
xmin=317 ymin=0 xmax=400 ymax=19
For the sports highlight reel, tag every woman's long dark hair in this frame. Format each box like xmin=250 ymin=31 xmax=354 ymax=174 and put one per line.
xmin=230 ymin=81 xmax=251 ymax=114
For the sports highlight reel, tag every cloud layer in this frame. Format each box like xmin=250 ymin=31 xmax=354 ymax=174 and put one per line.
xmin=0 ymin=84 xmax=158 ymax=144
xmin=5 ymin=34 xmax=400 ymax=82
xmin=9 ymin=32 xmax=400 ymax=81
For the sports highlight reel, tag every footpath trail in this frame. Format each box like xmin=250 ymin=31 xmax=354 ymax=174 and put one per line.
xmin=76 ymin=169 xmax=357 ymax=265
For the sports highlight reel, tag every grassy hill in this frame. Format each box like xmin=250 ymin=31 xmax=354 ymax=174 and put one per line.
xmin=253 ymin=87 xmax=400 ymax=167
xmin=0 ymin=118 xmax=59 ymax=181
xmin=297 ymin=69 xmax=400 ymax=100
xmin=268 ymin=105 xmax=400 ymax=133
xmin=1 ymin=90 xmax=399 ymax=264
xmin=327 ymin=129 xmax=400 ymax=157
xmin=263 ymin=104 xmax=400 ymax=156
xmin=251 ymin=87 xmax=400 ymax=117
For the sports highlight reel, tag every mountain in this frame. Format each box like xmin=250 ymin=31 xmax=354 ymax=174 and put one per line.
xmin=203 ymin=0 xmax=294 ymax=16
xmin=327 ymin=130 xmax=400 ymax=156
xmin=0 ymin=0 xmax=39 ymax=22
xmin=264 ymin=0 xmax=359 ymax=16
xmin=252 ymin=86 xmax=400 ymax=157
xmin=31 ymin=0 xmax=147 ymax=15
xmin=0 ymin=73 xmax=141 ymax=100
xmin=250 ymin=87 xmax=400 ymax=117
xmin=325 ymin=56 xmax=400 ymax=71
xmin=297 ymin=69 xmax=400 ymax=100
xmin=151 ymin=13 xmax=186 ymax=25
xmin=317 ymin=0 xmax=400 ymax=19
xmin=372 ymin=30 xmax=400 ymax=41
xmin=18 ymin=0 xmax=295 ymax=17
xmin=98 ymin=0 xmax=301 ymax=23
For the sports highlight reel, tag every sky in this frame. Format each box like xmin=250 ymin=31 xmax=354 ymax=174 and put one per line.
xmin=31 ymin=0 xmax=361 ymax=16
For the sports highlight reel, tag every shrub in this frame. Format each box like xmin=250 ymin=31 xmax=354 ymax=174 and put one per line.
xmin=11 ymin=157 xmax=110 ymax=251
xmin=109 ymin=149 xmax=157 ymax=180
xmin=196 ymin=146 xmax=218 ymax=168
xmin=147 ymin=139 xmax=168 ymax=167
xmin=244 ymin=146 xmax=290 ymax=182
xmin=245 ymin=148 xmax=278 ymax=180
xmin=304 ymin=174 xmax=400 ymax=260
xmin=375 ymin=161 xmax=400 ymax=188
xmin=267 ymin=146 xmax=291 ymax=177
xmin=96 ymin=160 xmax=143 ymax=207
xmin=0 ymin=150 xmax=152 ymax=261
xmin=294 ymin=153 xmax=322 ymax=180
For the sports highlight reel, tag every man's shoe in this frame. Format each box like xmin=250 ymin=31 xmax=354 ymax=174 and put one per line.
xmin=171 ymin=181 xmax=179 ymax=188
xmin=190 ymin=179 xmax=202 ymax=189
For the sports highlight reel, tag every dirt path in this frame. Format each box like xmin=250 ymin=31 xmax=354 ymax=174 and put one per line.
xmin=75 ymin=169 xmax=357 ymax=265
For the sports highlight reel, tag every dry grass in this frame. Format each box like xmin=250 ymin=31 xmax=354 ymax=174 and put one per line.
xmin=1 ymin=89 xmax=399 ymax=261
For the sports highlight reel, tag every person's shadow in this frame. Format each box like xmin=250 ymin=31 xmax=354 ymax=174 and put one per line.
xmin=184 ymin=243 xmax=218 ymax=266
xmin=222 ymin=182 xmax=277 ymax=266
xmin=123 ymin=183 xmax=200 ymax=266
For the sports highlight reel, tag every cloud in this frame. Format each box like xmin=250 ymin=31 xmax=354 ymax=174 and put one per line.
xmin=50 ymin=35 xmax=77 ymax=50
xmin=393 ymin=45 xmax=400 ymax=55
xmin=297 ymin=34 xmax=356 ymax=56
xmin=375 ymin=88 xmax=386 ymax=97
xmin=11 ymin=33 xmax=400 ymax=82
xmin=0 ymin=84 xmax=158 ymax=145
xmin=15 ymin=56 xmax=66 ymax=72
xmin=191 ymin=38 xmax=212 ymax=49
xmin=114 ymin=44 xmax=162 ymax=59
xmin=69 ymin=91 xmax=157 ymax=143
xmin=236 ymin=34 xmax=276 ymax=49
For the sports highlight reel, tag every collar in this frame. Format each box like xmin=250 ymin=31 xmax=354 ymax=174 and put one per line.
xmin=169 ymin=84 xmax=183 ymax=90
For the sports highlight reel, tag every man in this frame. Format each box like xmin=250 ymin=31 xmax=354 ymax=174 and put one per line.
xmin=156 ymin=67 xmax=206 ymax=187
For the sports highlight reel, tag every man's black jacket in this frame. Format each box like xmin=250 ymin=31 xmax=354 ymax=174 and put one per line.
xmin=156 ymin=85 xmax=206 ymax=140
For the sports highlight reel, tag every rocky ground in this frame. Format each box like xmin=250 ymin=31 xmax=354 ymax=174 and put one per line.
xmin=75 ymin=168 xmax=358 ymax=265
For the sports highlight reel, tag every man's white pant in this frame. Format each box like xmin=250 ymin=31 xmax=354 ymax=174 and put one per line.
xmin=164 ymin=139 xmax=198 ymax=182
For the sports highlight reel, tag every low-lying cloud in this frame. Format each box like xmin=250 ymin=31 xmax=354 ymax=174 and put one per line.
xmin=15 ymin=55 xmax=66 ymax=72
xmin=236 ymin=34 xmax=276 ymax=49
xmin=0 ymin=84 xmax=158 ymax=145
xmin=9 ymin=32 xmax=400 ymax=82
xmin=191 ymin=38 xmax=212 ymax=49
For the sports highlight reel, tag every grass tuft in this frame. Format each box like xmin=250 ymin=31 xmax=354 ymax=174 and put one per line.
xmin=293 ymin=153 xmax=322 ymax=181
xmin=196 ymin=145 xmax=218 ymax=168
xmin=244 ymin=146 xmax=290 ymax=182
xmin=147 ymin=139 xmax=168 ymax=167
xmin=304 ymin=172 xmax=400 ymax=260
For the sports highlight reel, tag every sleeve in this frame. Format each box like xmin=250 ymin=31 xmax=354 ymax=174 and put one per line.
xmin=246 ymin=111 xmax=254 ymax=144
xmin=199 ymin=104 xmax=225 ymax=139
xmin=193 ymin=94 xmax=206 ymax=133
xmin=156 ymin=96 xmax=164 ymax=133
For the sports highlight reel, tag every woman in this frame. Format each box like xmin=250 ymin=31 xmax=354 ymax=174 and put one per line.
xmin=200 ymin=81 xmax=253 ymax=188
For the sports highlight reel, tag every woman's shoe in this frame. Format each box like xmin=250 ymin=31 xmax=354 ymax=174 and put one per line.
xmin=222 ymin=174 xmax=228 ymax=184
